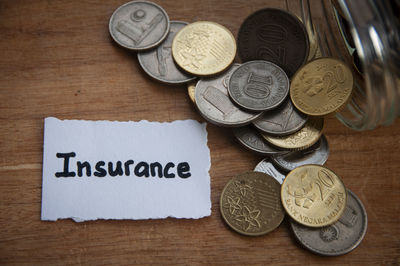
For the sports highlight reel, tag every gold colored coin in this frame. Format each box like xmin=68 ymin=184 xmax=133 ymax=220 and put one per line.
xmin=281 ymin=165 xmax=347 ymax=227
xmin=290 ymin=57 xmax=353 ymax=116
xmin=296 ymin=15 xmax=320 ymax=61
xmin=220 ymin=171 xmax=285 ymax=236
xmin=261 ymin=117 xmax=324 ymax=150
xmin=307 ymin=35 xmax=322 ymax=61
xmin=314 ymin=46 xmax=322 ymax=59
xmin=187 ymin=81 xmax=197 ymax=103
xmin=172 ymin=21 xmax=236 ymax=76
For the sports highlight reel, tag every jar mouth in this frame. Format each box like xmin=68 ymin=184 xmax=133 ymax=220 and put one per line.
xmin=332 ymin=0 xmax=400 ymax=130
xmin=297 ymin=0 xmax=400 ymax=130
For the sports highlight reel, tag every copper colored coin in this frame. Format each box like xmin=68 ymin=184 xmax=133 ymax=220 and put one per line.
xmin=237 ymin=8 xmax=309 ymax=77
xmin=220 ymin=171 xmax=285 ymax=236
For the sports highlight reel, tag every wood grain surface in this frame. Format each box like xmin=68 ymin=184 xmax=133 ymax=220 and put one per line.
xmin=0 ymin=0 xmax=399 ymax=265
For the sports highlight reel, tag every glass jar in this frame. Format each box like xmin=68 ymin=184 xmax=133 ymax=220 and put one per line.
xmin=286 ymin=0 xmax=400 ymax=130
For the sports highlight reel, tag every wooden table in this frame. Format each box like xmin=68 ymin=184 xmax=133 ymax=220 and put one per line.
xmin=0 ymin=0 xmax=399 ymax=264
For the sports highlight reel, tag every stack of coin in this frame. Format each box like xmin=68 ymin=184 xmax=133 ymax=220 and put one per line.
xmin=109 ymin=1 xmax=366 ymax=256
xmin=231 ymin=9 xmax=332 ymax=179
xmin=281 ymin=165 xmax=367 ymax=256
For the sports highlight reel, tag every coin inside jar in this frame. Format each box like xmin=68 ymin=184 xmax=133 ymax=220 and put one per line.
xmin=220 ymin=171 xmax=285 ymax=236
xmin=109 ymin=1 xmax=170 ymax=51
xmin=290 ymin=189 xmax=367 ymax=256
xmin=228 ymin=60 xmax=289 ymax=112
xmin=290 ymin=57 xmax=353 ymax=116
xmin=237 ymin=8 xmax=309 ymax=77
xmin=138 ymin=21 xmax=196 ymax=84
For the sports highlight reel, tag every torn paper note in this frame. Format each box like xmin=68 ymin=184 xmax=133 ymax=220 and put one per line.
xmin=41 ymin=117 xmax=211 ymax=221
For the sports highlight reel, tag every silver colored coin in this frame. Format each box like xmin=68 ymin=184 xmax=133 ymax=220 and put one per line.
xmin=233 ymin=126 xmax=287 ymax=156
xmin=228 ymin=60 xmax=289 ymax=112
xmin=254 ymin=159 xmax=286 ymax=184
xmin=253 ymin=99 xmax=308 ymax=135
xmin=195 ymin=64 xmax=263 ymax=127
xmin=271 ymin=135 xmax=329 ymax=172
xmin=290 ymin=189 xmax=368 ymax=256
xmin=138 ymin=21 xmax=195 ymax=84
xmin=109 ymin=1 xmax=170 ymax=51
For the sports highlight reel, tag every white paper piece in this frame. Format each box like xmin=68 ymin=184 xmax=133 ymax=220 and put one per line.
xmin=41 ymin=117 xmax=211 ymax=221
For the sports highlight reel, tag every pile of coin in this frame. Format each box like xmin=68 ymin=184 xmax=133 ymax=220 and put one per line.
xmin=109 ymin=0 xmax=367 ymax=256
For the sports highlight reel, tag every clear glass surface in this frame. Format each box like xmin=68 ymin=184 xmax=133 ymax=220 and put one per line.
xmin=286 ymin=0 xmax=400 ymax=130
